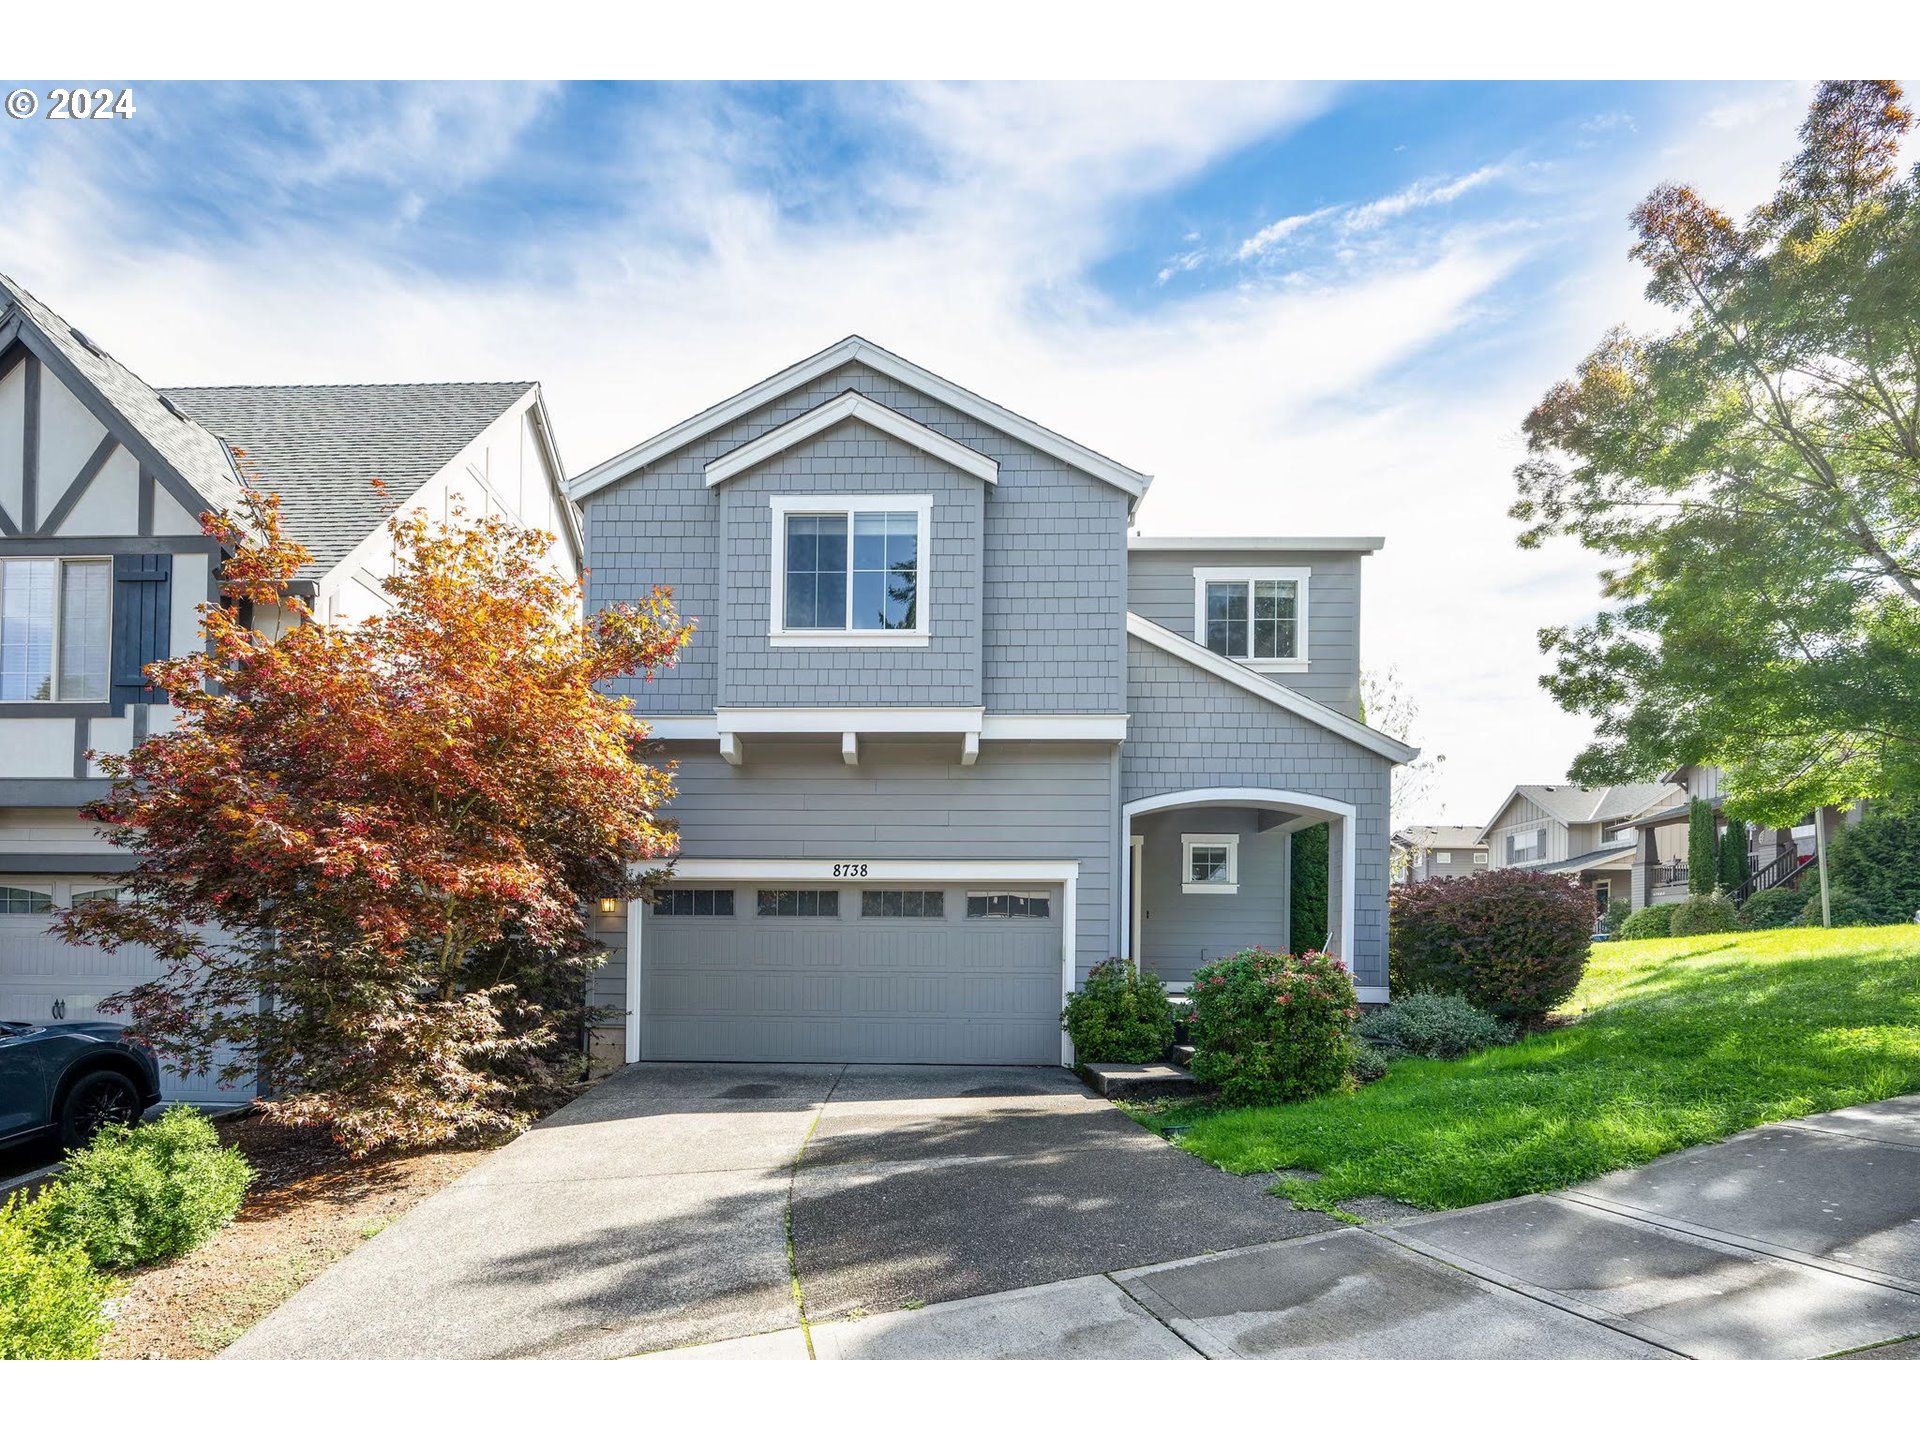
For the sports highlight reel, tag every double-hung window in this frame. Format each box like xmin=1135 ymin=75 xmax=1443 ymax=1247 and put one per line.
xmin=1192 ymin=567 xmax=1307 ymax=671
xmin=0 ymin=557 xmax=111 ymax=702
xmin=770 ymin=496 xmax=931 ymax=645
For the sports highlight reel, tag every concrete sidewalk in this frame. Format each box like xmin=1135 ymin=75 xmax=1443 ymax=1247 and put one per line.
xmin=641 ymin=1094 xmax=1920 ymax=1360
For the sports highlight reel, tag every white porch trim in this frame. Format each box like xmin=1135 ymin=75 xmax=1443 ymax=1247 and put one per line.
xmin=625 ymin=857 xmax=1082 ymax=1066
xmin=1119 ymin=786 xmax=1360 ymax=986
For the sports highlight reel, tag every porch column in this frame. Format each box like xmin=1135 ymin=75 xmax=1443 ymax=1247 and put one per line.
xmin=1324 ymin=813 xmax=1356 ymax=962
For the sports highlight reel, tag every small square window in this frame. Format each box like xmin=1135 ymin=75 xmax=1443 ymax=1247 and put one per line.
xmin=1182 ymin=834 xmax=1240 ymax=894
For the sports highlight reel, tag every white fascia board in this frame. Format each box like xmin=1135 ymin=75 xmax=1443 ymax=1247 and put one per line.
xmin=714 ymin=706 xmax=985 ymax=736
xmin=979 ymin=714 xmax=1129 ymax=741
xmin=707 ymin=391 xmax=997 ymax=487
xmin=1125 ymin=612 xmax=1419 ymax=764
xmin=663 ymin=858 xmax=1080 ymax=883
xmin=644 ymin=710 xmax=1123 ymax=742
xmin=1130 ymin=536 xmax=1385 ymax=554
xmin=567 ymin=335 xmax=1150 ymax=502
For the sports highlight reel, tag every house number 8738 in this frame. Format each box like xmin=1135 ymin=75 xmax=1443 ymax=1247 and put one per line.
xmin=831 ymin=863 xmax=868 ymax=878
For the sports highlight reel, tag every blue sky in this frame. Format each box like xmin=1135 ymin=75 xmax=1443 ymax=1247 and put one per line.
xmin=0 ymin=79 xmax=1829 ymax=820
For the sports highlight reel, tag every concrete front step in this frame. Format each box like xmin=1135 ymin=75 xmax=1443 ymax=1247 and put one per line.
xmin=1171 ymin=1044 xmax=1195 ymax=1066
xmin=1083 ymin=1062 xmax=1207 ymax=1100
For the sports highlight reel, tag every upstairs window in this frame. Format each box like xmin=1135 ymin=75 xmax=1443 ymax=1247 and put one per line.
xmin=0 ymin=557 xmax=111 ymax=702
xmin=770 ymin=496 xmax=930 ymax=645
xmin=1508 ymin=828 xmax=1546 ymax=863
xmin=1193 ymin=567 xmax=1307 ymax=670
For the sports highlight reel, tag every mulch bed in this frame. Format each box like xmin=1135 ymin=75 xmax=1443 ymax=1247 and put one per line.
xmin=101 ymin=1095 xmax=583 ymax=1360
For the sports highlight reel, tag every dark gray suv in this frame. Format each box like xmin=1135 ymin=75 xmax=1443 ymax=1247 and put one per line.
xmin=0 ymin=1019 xmax=163 ymax=1150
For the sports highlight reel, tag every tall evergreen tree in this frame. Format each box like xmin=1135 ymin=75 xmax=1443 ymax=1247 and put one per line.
xmin=1687 ymin=798 xmax=1718 ymax=895
xmin=1718 ymin=818 xmax=1751 ymax=892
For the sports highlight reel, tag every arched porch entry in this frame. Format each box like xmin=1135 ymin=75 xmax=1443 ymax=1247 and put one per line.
xmin=1119 ymin=787 xmax=1357 ymax=987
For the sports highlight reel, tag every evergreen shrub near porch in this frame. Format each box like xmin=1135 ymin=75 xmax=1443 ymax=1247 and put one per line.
xmin=1388 ymin=870 xmax=1592 ymax=1024
xmin=1185 ymin=948 xmax=1357 ymax=1106
xmin=1061 ymin=959 xmax=1176 ymax=1063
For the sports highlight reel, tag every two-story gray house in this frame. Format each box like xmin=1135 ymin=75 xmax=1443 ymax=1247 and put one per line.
xmin=568 ymin=337 xmax=1415 ymax=1069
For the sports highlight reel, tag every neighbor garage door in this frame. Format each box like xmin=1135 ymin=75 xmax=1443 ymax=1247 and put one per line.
xmin=0 ymin=875 xmax=252 ymax=1106
xmin=641 ymin=882 xmax=1063 ymax=1063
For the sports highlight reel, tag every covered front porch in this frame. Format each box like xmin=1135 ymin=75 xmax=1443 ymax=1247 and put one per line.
xmin=1119 ymin=787 xmax=1376 ymax=1001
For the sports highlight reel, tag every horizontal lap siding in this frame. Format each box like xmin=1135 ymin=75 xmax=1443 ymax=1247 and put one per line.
xmin=1135 ymin=808 xmax=1290 ymax=985
xmin=590 ymin=739 xmax=1120 ymax=1021
xmin=1125 ymin=549 xmax=1363 ymax=717
xmin=1122 ymin=635 xmax=1391 ymax=987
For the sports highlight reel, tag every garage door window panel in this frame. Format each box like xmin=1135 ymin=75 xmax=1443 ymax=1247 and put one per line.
xmin=860 ymin=889 xmax=945 ymax=918
xmin=757 ymin=889 xmax=841 ymax=918
xmin=651 ymin=887 xmax=736 ymax=917
xmin=965 ymin=891 xmax=1051 ymax=920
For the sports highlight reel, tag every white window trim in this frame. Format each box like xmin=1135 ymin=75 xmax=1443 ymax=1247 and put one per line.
xmin=1181 ymin=832 xmax=1240 ymax=895
xmin=0 ymin=555 xmax=114 ymax=704
xmin=1434 ymin=851 xmax=1453 ymax=864
xmin=768 ymin=494 xmax=933 ymax=647
xmin=1191 ymin=566 xmax=1309 ymax=673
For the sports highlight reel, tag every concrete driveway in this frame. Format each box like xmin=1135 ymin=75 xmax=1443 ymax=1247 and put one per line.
xmin=224 ymin=1062 xmax=1337 ymax=1360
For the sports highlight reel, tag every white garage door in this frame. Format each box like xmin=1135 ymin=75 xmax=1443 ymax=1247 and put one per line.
xmin=0 ymin=875 xmax=252 ymax=1106
xmin=641 ymin=882 xmax=1064 ymax=1064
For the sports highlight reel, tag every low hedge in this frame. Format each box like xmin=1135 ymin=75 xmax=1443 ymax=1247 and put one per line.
xmin=1186 ymin=948 xmax=1356 ymax=1107
xmin=0 ymin=1194 xmax=113 ymax=1360
xmin=40 ymin=1105 xmax=254 ymax=1271
xmin=1669 ymin=890 xmax=1739 ymax=937
xmin=1800 ymin=886 xmax=1882 ymax=928
xmin=1738 ymin=887 xmax=1806 ymax=930
xmin=1062 ymin=958 xmax=1175 ymax=1063
xmin=1617 ymin=903 xmax=1677 ymax=940
xmin=1356 ymin=991 xmax=1514 ymax=1059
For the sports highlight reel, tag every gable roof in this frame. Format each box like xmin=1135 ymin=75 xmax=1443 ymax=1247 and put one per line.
xmin=1 ymin=271 xmax=250 ymax=521
xmin=1125 ymin=612 xmax=1419 ymax=764
xmin=1512 ymin=838 xmax=1637 ymax=875
xmin=705 ymin=389 xmax=998 ymax=488
xmin=1479 ymin=782 xmax=1681 ymax=841
xmin=164 ymin=382 xmax=539 ymax=574
xmin=569 ymin=335 xmax=1151 ymax=505
xmin=1393 ymin=825 xmax=1488 ymax=850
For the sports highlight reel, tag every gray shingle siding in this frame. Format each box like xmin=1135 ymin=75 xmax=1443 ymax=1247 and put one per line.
xmin=1126 ymin=547 xmax=1363 ymax=717
xmin=577 ymin=359 xmax=1129 ymax=715
xmin=1121 ymin=633 xmax=1392 ymax=987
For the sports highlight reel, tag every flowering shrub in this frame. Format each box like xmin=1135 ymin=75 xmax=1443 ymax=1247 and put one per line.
xmin=1185 ymin=948 xmax=1357 ymax=1107
xmin=1062 ymin=959 xmax=1175 ymax=1063
xmin=1389 ymin=870 xmax=1592 ymax=1024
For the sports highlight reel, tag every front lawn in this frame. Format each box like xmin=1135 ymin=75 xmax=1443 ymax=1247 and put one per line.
xmin=1142 ymin=925 xmax=1920 ymax=1214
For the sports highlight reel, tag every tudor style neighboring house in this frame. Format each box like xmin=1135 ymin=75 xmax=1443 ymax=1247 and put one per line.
xmin=1390 ymin=825 xmax=1489 ymax=884
xmin=1479 ymin=782 xmax=1681 ymax=915
xmin=0 ymin=274 xmax=580 ymax=1101
xmin=567 ymin=336 xmax=1416 ymax=1069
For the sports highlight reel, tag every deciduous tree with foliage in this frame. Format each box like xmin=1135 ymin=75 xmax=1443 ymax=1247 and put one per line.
xmin=1513 ymin=81 xmax=1920 ymax=827
xmin=59 ymin=490 xmax=691 ymax=1155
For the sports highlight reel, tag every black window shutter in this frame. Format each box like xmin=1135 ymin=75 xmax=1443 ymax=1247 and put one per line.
xmin=111 ymin=554 xmax=172 ymax=709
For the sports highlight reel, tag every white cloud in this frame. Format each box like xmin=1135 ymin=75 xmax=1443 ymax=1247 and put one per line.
xmin=1343 ymin=164 xmax=1507 ymax=231
xmin=1233 ymin=204 xmax=1339 ymax=260
xmin=0 ymin=81 xmax=1815 ymax=822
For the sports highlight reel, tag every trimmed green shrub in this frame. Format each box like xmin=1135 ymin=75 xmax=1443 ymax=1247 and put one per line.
xmin=1687 ymin=798 xmax=1717 ymax=895
xmin=1738 ymin=887 xmax=1806 ymax=930
xmin=1350 ymin=1041 xmax=1392 ymax=1084
xmin=0 ymin=1193 xmax=112 ymax=1360
xmin=1826 ymin=800 xmax=1920 ymax=925
xmin=1388 ymin=869 xmax=1592 ymax=1023
xmin=1669 ymin=890 xmax=1739 ymax=937
xmin=1062 ymin=959 xmax=1175 ymax=1063
xmin=40 ymin=1106 xmax=254 ymax=1271
xmin=1800 ymin=885 xmax=1881 ymax=928
xmin=1186 ymin=948 xmax=1357 ymax=1107
xmin=1618 ymin=903 xmax=1677 ymax=940
xmin=1718 ymin=819 xmax=1751 ymax=891
xmin=1289 ymin=824 xmax=1330 ymax=951
xmin=1601 ymin=898 xmax=1632 ymax=938
xmin=1356 ymin=991 xmax=1515 ymax=1059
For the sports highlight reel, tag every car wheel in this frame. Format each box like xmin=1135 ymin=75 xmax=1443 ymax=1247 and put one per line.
xmin=59 ymin=1070 xmax=144 ymax=1149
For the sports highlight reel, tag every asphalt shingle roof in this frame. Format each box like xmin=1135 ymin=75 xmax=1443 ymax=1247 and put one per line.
xmin=1 ymin=272 xmax=250 ymax=519
xmin=1510 ymin=783 xmax=1680 ymax=826
xmin=162 ymin=382 xmax=534 ymax=574
xmin=1395 ymin=825 xmax=1488 ymax=849
xmin=1513 ymin=839 xmax=1638 ymax=875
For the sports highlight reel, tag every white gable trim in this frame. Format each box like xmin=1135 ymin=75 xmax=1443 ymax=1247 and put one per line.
xmin=568 ymin=335 xmax=1150 ymax=503
xmin=706 ymin=390 xmax=997 ymax=488
xmin=1125 ymin=612 xmax=1419 ymax=764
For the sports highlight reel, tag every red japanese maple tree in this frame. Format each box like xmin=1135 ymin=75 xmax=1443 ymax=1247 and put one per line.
xmin=58 ymin=489 xmax=690 ymax=1154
